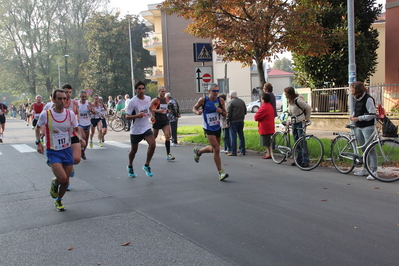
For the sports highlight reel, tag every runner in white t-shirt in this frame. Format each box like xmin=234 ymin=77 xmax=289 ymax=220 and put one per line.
xmin=125 ymin=81 xmax=156 ymax=178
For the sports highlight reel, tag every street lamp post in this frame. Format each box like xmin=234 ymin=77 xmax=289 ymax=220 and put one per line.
xmin=127 ymin=13 xmax=135 ymax=96
xmin=58 ymin=54 xmax=69 ymax=88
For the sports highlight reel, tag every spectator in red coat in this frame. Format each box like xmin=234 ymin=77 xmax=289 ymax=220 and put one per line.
xmin=254 ymin=93 xmax=275 ymax=159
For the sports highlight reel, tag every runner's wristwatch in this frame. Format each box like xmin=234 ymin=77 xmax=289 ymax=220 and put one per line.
xmin=35 ymin=140 xmax=41 ymax=145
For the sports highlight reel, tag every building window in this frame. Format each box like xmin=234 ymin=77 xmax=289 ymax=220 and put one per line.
xmin=217 ymin=79 xmax=229 ymax=94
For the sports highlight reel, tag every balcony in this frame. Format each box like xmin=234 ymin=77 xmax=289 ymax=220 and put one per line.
xmin=144 ymin=66 xmax=164 ymax=80
xmin=142 ymin=33 xmax=162 ymax=49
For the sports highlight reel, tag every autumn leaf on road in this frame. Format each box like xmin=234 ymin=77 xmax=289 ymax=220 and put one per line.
xmin=121 ymin=242 xmax=130 ymax=246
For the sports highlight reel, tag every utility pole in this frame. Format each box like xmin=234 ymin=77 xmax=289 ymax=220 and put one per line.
xmin=348 ymin=0 xmax=356 ymax=116
xmin=127 ymin=13 xmax=135 ymax=96
xmin=58 ymin=54 xmax=69 ymax=88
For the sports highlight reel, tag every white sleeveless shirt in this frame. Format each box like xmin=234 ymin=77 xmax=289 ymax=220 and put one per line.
xmin=78 ymin=100 xmax=91 ymax=126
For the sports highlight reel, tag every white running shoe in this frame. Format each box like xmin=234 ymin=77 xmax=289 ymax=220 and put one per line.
xmin=354 ymin=168 xmax=368 ymax=176
xmin=366 ymin=171 xmax=377 ymax=180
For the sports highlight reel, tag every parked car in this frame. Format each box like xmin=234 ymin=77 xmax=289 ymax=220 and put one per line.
xmin=246 ymin=95 xmax=283 ymax=113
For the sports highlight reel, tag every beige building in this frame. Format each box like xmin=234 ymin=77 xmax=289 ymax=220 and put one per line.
xmin=141 ymin=4 xmax=256 ymax=101
xmin=141 ymin=4 xmax=213 ymax=99
xmin=369 ymin=14 xmax=386 ymax=84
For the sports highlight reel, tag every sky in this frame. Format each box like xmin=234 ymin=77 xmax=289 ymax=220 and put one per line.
xmin=108 ymin=0 xmax=162 ymax=16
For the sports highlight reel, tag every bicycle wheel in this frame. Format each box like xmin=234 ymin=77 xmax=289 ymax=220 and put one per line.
xmin=106 ymin=117 xmax=113 ymax=131
xmin=364 ymin=139 xmax=399 ymax=182
xmin=110 ymin=118 xmax=125 ymax=132
xmin=331 ymin=135 xmax=356 ymax=174
xmin=270 ymin=131 xmax=289 ymax=164
xmin=293 ymin=135 xmax=324 ymax=171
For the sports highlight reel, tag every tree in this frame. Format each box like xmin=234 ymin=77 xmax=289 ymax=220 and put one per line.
xmin=273 ymin=57 xmax=293 ymax=73
xmin=82 ymin=12 xmax=155 ymax=97
xmin=0 ymin=0 xmax=106 ymax=96
xmin=292 ymin=0 xmax=382 ymax=88
xmin=161 ymin=0 xmax=330 ymax=88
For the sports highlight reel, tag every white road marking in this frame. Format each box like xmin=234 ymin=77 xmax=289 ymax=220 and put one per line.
xmin=11 ymin=144 xmax=37 ymax=153
xmin=106 ymin=141 xmax=131 ymax=148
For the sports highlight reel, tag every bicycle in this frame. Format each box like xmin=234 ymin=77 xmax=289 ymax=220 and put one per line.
xmin=109 ymin=112 xmax=127 ymax=132
xmin=331 ymin=117 xmax=399 ymax=182
xmin=270 ymin=117 xmax=324 ymax=171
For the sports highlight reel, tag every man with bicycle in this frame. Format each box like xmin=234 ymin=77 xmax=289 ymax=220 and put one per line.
xmin=284 ymin=87 xmax=312 ymax=168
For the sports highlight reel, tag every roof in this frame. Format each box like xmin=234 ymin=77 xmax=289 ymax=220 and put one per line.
xmin=268 ymin=69 xmax=295 ymax=77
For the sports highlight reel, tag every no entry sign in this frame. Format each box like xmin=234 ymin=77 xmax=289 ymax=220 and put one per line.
xmin=203 ymin=73 xmax=211 ymax=83
xmin=194 ymin=66 xmax=213 ymax=93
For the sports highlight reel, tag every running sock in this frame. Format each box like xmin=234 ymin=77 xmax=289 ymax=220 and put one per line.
xmin=55 ymin=197 xmax=61 ymax=201
xmin=165 ymin=140 xmax=171 ymax=154
xmin=145 ymin=164 xmax=149 ymax=167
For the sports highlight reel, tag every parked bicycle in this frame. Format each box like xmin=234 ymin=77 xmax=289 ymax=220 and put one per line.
xmin=108 ymin=111 xmax=127 ymax=132
xmin=331 ymin=116 xmax=399 ymax=182
xmin=270 ymin=116 xmax=324 ymax=171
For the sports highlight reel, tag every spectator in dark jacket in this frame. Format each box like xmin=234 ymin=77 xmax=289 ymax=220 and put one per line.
xmin=227 ymin=91 xmax=247 ymax=156
xmin=263 ymin=82 xmax=277 ymax=117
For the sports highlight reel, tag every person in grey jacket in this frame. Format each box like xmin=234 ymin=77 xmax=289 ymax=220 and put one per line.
xmin=227 ymin=91 xmax=247 ymax=156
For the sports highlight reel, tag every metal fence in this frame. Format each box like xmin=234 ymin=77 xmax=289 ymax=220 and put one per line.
xmin=312 ymin=84 xmax=399 ymax=114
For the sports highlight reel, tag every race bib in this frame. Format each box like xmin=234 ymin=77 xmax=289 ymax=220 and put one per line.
xmin=52 ymin=132 xmax=71 ymax=150
xmin=159 ymin=103 xmax=168 ymax=114
xmin=206 ymin=112 xmax=220 ymax=126
xmin=80 ymin=112 xmax=89 ymax=119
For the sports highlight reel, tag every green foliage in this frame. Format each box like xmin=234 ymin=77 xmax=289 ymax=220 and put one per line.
xmin=273 ymin=57 xmax=293 ymax=73
xmin=82 ymin=13 xmax=155 ymax=97
xmin=0 ymin=0 xmax=107 ymax=96
xmin=144 ymin=82 xmax=159 ymax=99
xmin=293 ymin=0 xmax=382 ymax=88
xmin=161 ymin=0 xmax=329 ymax=88
xmin=178 ymin=124 xmax=333 ymax=158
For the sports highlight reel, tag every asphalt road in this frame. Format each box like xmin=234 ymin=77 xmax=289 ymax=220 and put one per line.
xmin=1 ymin=116 xmax=399 ymax=265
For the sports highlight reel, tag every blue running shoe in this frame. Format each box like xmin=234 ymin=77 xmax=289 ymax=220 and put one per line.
xmin=142 ymin=165 xmax=153 ymax=177
xmin=70 ymin=167 xmax=75 ymax=178
xmin=127 ymin=166 xmax=136 ymax=178
xmin=66 ymin=183 xmax=71 ymax=191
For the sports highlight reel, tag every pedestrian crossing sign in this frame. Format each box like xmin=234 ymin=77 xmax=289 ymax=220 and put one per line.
xmin=193 ymin=43 xmax=212 ymax=62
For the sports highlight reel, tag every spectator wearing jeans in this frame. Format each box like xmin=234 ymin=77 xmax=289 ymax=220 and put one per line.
xmin=219 ymin=94 xmax=231 ymax=154
xmin=166 ymin=92 xmax=181 ymax=147
xmin=227 ymin=91 xmax=247 ymax=156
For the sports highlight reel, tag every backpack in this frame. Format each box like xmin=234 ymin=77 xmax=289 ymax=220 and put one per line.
xmin=294 ymin=98 xmax=306 ymax=116
xmin=168 ymin=100 xmax=179 ymax=117
xmin=382 ymin=116 xmax=398 ymax=137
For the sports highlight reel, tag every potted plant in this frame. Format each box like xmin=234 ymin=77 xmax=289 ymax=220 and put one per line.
xmin=143 ymin=39 xmax=150 ymax=46
xmin=152 ymin=36 xmax=159 ymax=42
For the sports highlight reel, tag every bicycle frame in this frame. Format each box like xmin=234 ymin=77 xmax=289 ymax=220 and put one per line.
xmin=275 ymin=121 xmax=309 ymax=158
xmin=335 ymin=120 xmax=382 ymax=165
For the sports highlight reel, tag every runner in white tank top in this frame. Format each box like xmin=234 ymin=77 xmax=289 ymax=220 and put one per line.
xmin=89 ymin=94 xmax=104 ymax=148
xmin=35 ymin=88 xmax=82 ymax=211
xmin=77 ymin=90 xmax=92 ymax=159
